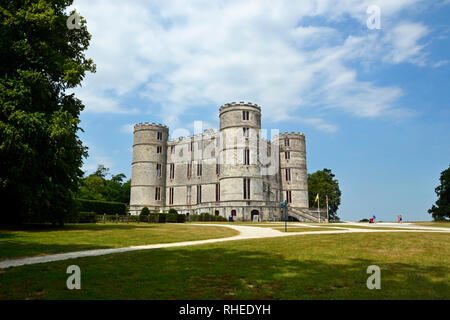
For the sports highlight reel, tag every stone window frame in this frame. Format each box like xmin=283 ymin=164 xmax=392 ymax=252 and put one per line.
xmin=169 ymin=163 xmax=175 ymax=180
xmin=155 ymin=187 xmax=161 ymax=201
xmin=156 ymin=163 xmax=162 ymax=177
xmin=286 ymin=190 xmax=292 ymax=204
xmin=169 ymin=187 xmax=174 ymax=205
xmin=285 ymin=168 xmax=291 ymax=181
xmin=243 ymin=178 xmax=251 ymax=200
xmin=197 ymin=185 xmax=202 ymax=204
xmin=215 ymin=183 xmax=220 ymax=202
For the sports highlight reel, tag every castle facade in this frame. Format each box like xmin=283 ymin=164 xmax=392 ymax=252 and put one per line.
xmin=130 ymin=102 xmax=323 ymax=222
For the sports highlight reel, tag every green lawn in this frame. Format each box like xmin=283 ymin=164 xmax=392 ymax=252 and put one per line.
xmin=411 ymin=222 xmax=450 ymax=228
xmin=1 ymin=232 xmax=448 ymax=299
xmin=0 ymin=223 xmax=238 ymax=260
xmin=271 ymin=227 xmax=339 ymax=232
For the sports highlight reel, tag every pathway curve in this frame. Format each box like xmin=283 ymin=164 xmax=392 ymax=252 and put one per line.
xmin=1 ymin=223 xmax=449 ymax=269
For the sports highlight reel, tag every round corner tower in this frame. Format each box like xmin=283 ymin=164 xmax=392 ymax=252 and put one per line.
xmin=278 ymin=132 xmax=309 ymax=210
xmin=130 ymin=122 xmax=169 ymax=215
xmin=218 ymin=102 xmax=264 ymax=220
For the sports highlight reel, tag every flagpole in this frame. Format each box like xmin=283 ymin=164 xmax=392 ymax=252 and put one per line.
xmin=318 ymin=194 xmax=320 ymax=223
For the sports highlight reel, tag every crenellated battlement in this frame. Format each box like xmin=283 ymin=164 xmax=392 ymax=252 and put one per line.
xmin=274 ymin=132 xmax=305 ymax=140
xmin=134 ymin=122 xmax=169 ymax=132
xmin=219 ymin=101 xmax=261 ymax=112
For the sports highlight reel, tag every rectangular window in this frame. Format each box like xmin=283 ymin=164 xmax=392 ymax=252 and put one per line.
xmin=285 ymin=151 xmax=290 ymax=159
xmin=243 ymin=178 xmax=251 ymax=200
xmin=242 ymin=111 xmax=249 ymax=120
xmin=215 ymin=183 xmax=220 ymax=202
xmin=216 ymin=163 xmax=220 ymax=175
xmin=171 ymin=146 xmax=175 ymax=154
xmin=243 ymin=127 xmax=249 ymax=137
xmin=155 ymin=187 xmax=161 ymax=201
xmin=186 ymin=186 xmax=191 ymax=205
xmin=156 ymin=163 xmax=162 ymax=177
xmin=286 ymin=191 xmax=292 ymax=204
xmin=197 ymin=185 xmax=202 ymax=204
xmin=187 ymin=163 xmax=192 ymax=178
xmin=189 ymin=142 xmax=193 ymax=152
xmin=156 ymin=146 xmax=162 ymax=154
xmin=286 ymin=169 xmax=291 ymax=181
xmin=243 ymin=148 xmax=250 ymax=165
xmin=169 ymin=187 xmax=174 ymax=205
xmin=285 ymin=138 xmax=289 ymax=146
xmin=170 ymin=163 xmax=175 ymax=179
xmin=157 ymin=132 xmax=162 ymax=140
xmin=197 ymin=162 xmax=202 ymax=176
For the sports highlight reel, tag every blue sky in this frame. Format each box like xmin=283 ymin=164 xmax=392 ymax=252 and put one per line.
xmin=70 ymin=0 xmax=450 ymax=221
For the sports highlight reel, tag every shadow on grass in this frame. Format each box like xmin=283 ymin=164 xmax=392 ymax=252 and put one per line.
xmin=1 ymin=243 xmax=448 ymax=300
xmin=0 ymin=223 xmax=160 ymax=233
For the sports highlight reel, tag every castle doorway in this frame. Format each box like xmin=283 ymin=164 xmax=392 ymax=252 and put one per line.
xmin=251 ymin=210 xmax=259 ymax=222
xmin=215 ymin=210 xmax=220 ymax=216
xmin=231 ymin=210 xmax=236 ymax=216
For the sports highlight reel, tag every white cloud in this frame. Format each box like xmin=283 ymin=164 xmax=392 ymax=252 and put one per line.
xmin=70 ymin=0 xmax=437 ymax=132
xmin=382 ymin=22 xmax=430 ymax=65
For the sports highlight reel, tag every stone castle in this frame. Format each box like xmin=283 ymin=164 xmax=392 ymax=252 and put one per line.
xmin=130 ymin=102 xmax=325 ymax=222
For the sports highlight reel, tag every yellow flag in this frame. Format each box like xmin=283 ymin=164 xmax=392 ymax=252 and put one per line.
xmin=314 ymin=194 xmax=319 ymax=203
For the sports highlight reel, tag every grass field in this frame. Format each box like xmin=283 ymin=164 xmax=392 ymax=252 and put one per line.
xmin=0 ymin=223 xmax=239 ymax=260
xmin=411 ymin=222 xmax=450 ymax=228
xmin=1 ymin=231 xmax=448 ymax=300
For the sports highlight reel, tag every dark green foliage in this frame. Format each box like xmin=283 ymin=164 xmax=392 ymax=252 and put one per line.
xmin=189 ymin=213 xmax=227 ymax=222
xmin=308 ymin=168 xmax=341 ymax=221
xmin=0 ymin=0 xmax=95 ymax=225
xmin=140 ymin=207 xmax=150 ymax=216
xmin=168 ymin=208 xmax=178 ymax=214
xmin=77 ymin=165 xmax=130 ymax=204
xmin=66 ymin=211 xmax=96 ymax=223
xmin=166 ymin=212 xmax=178 ymax=223
xmin=77 ymin=199 xmax=126 ymax=215
xmin=157 ymin=213 xmax=166 ymax=223
xmin=359 ymin=218 xmax=369 ymax=222
xmin=177 ymin=214 xmax=186 ymax=223
xmin=428 ymin=165 xmax=450 ymax=221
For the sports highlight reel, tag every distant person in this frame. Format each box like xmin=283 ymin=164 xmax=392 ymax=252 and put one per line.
xmin=399 ymin=215 xmax=402 ymax=223
xmin=369 ymin=217 xmax=374 ymax=224
xmin=373 ymin=215 xmax=376 ymax=223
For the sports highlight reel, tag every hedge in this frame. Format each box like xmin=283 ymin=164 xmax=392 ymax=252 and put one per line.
xmin=77 ymin=199 xmax=127 ymax=215
xmin=66 ymin=211 xmax=97 ymax=223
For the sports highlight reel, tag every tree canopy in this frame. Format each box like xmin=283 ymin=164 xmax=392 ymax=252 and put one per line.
xmin=0 ymin=1 xmax=95 ymax=224
xmin=428 ymin=165 xmax=450 ymax=221
xmin=77 ymin=165 xmax=130 ymax=204
xmin=308 ymin=168 xmax=341 ymax=221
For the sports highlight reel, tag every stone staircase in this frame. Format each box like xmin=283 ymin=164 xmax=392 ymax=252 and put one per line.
xmin=288 ymin=207 xmax=326 ymax=223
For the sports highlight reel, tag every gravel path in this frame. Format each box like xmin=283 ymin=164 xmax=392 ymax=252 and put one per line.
xmin=1 ymin=223 xmax=448 ymax=269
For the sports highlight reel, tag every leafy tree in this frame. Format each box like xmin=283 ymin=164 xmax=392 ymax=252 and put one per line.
xmin=93 ymin=164 xmax=109 ymax=179
xmin=0 ymin=1 xmax=95 ymax=224
xmin=308 ymin=168 xmax=341 ymax=221
xmin=428 ymin=165 xmax=450 ymax=221
xmin=78 ymin=175 xmax=104 ymax=201
xmin=140 ymin=207 xmax=150 ymax=216
xmin=77 ymin=165 xmax=130 ymax=204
